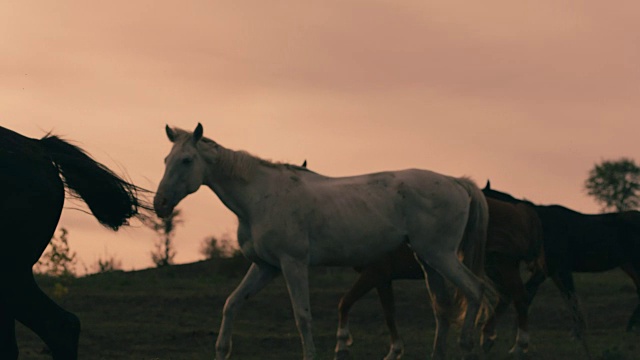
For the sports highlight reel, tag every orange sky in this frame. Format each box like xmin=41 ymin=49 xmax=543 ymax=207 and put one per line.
xmin=2 ymin=1 xmax=639 ymax=273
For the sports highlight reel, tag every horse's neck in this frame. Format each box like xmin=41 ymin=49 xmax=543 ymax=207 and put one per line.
xmin=205 ymin=180 xmax=248 ymax=219
xmin=203 ymin=158 xmax=274 ymax=221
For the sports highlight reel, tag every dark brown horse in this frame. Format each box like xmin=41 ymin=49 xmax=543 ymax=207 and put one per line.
xmin=483 ymin=182 xmax=640 ymax=354
xmin=332 ymin=186 xmax=544 ymax=359
xmin=0 ymin=126 xmax=148 ymax=359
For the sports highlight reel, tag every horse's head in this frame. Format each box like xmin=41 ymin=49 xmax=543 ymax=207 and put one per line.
xmin=154 ymin=123 xmax=208 ymax=218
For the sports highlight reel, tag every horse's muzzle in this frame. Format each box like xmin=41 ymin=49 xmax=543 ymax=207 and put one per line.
xmin=153 ymin=195 xmax=173 ymax=218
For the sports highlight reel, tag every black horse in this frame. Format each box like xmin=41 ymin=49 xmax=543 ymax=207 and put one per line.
xmin=483 ymin=181 xmax=640 ymax=349
xmin=0 ymin=126 xmax=148 ymax=359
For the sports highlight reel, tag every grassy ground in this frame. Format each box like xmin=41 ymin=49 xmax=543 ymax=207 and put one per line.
xmin=18 ymin=257 xmax=640 ymax=359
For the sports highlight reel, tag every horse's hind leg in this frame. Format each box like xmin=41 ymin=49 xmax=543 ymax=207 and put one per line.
xmin=483 ymin=255 xmax=531 ymax=355
xmin=420 ymin=263 xmax=453 ymax=360
xmin=524 ymin=269 xmax=547 ymax=305
xmin=501 ymin=259 xmax=531 ymax=356
xmin=480 ymin=296 xmax=508 ymax=353
xmin=619 ymin=262 xmax=640 ymax=332
xmin=216 ymin=262 xmax=279 ymax=360
xmin=376 ymin=281 xmax=404 ymax=360
xmin=550 ymin=271 xmax=590 ymax=357
xmin=0 ymin=306 xmax=17 ymax=359
xmin=334 ymin=267 xmax=385 ymax=360
xmin=1 ymin=189 xmax=74 ymax=359
xmin=423 ymin=253 xmax=485 ymax=346
xmin=481 ymin=254 xmax=510 ymax=353
xmin=4 ymin=269 xmax=80 ymax=360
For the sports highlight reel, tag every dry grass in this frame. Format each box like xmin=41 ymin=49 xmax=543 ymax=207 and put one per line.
xmin=18 ymin=258 xmax=639 ymax=359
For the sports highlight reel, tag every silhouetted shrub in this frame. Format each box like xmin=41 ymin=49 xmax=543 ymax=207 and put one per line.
xmin=200 ymin=233 xmax=241 ymax=259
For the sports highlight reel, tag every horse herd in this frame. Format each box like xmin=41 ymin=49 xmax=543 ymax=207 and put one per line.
xmin=1 ymin=123 xmax=639 ymax=360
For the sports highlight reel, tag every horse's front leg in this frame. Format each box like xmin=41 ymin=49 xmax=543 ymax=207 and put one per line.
xmin=215 ymin=262 xmax=279 ymax=360
xmin=280 ymin=257 xmax=316 ymax=360
xmin=376 ymin=281 xmax=404 ymax=360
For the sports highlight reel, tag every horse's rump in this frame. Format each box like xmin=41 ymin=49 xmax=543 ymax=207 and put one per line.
xmin=0 ymin=127 xmax=62 ymax=194
xmin=486 ymin=198 xmax=544 ymax=264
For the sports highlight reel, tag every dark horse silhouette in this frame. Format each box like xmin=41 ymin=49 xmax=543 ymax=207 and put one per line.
xmin=483 ymin=181 xmax=640 ymax=352
xmin=0 ymin=126 xmax=147 ymax=359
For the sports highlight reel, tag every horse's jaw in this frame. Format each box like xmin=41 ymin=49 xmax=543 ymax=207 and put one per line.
xmin=153 ymin=193 xmax=176 ymax=218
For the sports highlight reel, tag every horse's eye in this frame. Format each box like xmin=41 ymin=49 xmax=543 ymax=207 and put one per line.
xmin=182 ymin=157 xmax=193 ymax=165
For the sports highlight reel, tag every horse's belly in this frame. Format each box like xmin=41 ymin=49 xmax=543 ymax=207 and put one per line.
xmin=572 ymin=251 xmax=626 ymax=272
xmin=308 ymin=231 xmax=405 ymax=267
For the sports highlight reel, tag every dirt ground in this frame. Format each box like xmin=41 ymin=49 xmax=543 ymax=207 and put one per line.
xmin=17 ymin=257 xmax=640 ymax=359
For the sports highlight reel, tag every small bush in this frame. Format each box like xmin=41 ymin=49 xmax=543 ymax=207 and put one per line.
xmin=34 ymin=227 xmax=76 ymax=278
xmin=200 ymin=233 xmax=241 ymax=259
xmin=94 ymin=255 xmax=123 ymax=273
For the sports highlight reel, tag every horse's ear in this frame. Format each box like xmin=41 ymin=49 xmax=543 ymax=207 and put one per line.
xmin=484 ymin=180 xmax=491 ymax=190
xmin=193 ymin=123 xmax=203 ymax=143
xmin=165 ymin=125 xmax=176 ymax=143
xmin=302 ymin=160 xmax=307 ymax=168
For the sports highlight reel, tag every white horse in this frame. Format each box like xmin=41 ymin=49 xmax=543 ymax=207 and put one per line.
xmin=154 ymin=123 xmax=495 ymax=360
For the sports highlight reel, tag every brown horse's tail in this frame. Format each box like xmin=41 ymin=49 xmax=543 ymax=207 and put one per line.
xmin=39 ymin=135 xmax=151 ymax=230
xmin=452 ymin=177 xmax=497 ymax=324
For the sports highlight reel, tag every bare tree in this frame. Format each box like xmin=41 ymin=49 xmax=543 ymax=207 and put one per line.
xmin=141 ymin=209 xmax=183 ymax=267
xmin=585 ymin=158 xmax=640 ymax=212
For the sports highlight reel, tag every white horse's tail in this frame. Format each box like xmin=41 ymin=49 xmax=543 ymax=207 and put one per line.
xmin=453 ymin=177 xmax=496 ymax=323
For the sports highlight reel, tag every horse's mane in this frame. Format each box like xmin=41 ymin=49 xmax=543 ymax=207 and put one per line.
xmin=483 ymin=182 xmax=536 ymax=207
xmin=170 ymin=127 xmax=313 ymax=181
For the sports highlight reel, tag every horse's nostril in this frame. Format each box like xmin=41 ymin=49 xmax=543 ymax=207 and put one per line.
xmin=153 ymin=196 xmax=168 ymax=213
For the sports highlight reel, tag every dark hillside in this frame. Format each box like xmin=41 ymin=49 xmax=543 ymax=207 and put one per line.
xmin=18 ymin=258 xmax=639 ymax=359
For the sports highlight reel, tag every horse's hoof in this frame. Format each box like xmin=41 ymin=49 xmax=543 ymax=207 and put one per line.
xmin=383 ymin=348 xmax=403 ymax=360
xmin=462 ymin=353 xmax=479 ymax=360
xmin=482 ymin=338 xmax=495 ymax=353
xmin=346 ymin=334 xmax=354 ymax=347
xmin=334 ymin=349 xmax=351 ymax=360
xmin=509 ymin=346 xmax=530 ymax=359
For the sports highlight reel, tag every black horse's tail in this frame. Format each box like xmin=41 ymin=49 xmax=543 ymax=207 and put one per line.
xmin=39 ymin=135 xmax=149 ymax=230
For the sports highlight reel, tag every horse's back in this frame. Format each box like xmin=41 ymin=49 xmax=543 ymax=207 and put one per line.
xmin=293 ymin=169 xmax=475 ymax=266
xmin=0 ymin=126 xmax=60 ymax=194
xmin=618 ymin=211 xmax=640 ymax=230
xmin=303 ymin=168 xmax=470 ymax=214
xmin=537 ymin=205 xmax=636 ymax=272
